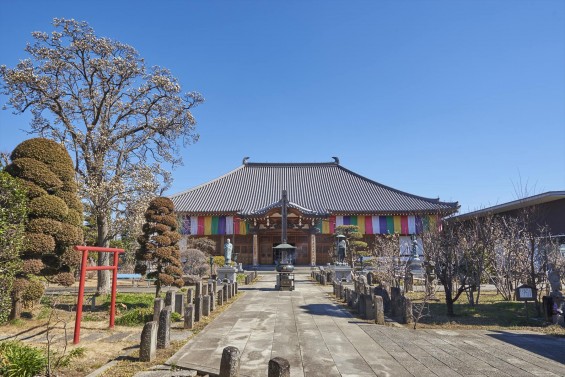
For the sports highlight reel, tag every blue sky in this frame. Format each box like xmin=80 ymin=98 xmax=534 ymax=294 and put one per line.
xmin=1 ymin=1 xmax=564 ymax=213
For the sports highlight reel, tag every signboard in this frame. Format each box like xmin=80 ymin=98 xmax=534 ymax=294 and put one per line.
xmin=515 ymin=284 xmax=536 ymax=301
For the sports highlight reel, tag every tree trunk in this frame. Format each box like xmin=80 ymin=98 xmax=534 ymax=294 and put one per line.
xmin=8 ymin=297 xmax=21 ymax=321
xmin=155 ymin=264 xmax=162 ymax=297
xmin=96 ymin=214 xmax=111 ymax=295
xmin=155 ymin=279 xmax=161 ymax=297
xmin=445 ymin=285 xmax=455 ymax=316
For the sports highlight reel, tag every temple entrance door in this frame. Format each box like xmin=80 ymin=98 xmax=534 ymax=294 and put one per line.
xmin=259 ymin=240 xmax=274 ymax=264
xmin=288 ymin=235 xmax=309 ymax=265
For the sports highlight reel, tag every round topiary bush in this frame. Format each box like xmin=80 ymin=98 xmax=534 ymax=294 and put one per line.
xmin=135 ymin=196 xmax=183 ymax=296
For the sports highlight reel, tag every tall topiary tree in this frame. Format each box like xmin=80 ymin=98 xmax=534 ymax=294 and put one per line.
xmin=135 ymin=197 xmax=183 ymax=296
xmin=5 ymin=138 xmax=83 ymax=319
xmin=0 ymin=171 xmax=27 ymax=324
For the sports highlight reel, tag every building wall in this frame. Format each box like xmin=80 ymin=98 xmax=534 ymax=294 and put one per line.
xmin=500 ymin=199 xmax=565 ymax=236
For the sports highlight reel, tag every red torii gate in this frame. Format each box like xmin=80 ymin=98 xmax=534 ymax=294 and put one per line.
xmin=73 ymin=245 xmax=124 ymax=344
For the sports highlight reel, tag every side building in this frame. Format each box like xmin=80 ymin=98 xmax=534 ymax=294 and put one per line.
xmin=170 ymin=159 xmax=459 ymax=266
xmin=452 ymin=191 xmax=565 ymax=254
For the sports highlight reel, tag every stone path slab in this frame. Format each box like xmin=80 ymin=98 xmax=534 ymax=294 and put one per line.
xmin=167 ymin=274 xmax=565 ymax=377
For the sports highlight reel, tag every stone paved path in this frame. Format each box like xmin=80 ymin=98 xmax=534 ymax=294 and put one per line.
xmin=168 ymin=273 xmax=565 ymax=377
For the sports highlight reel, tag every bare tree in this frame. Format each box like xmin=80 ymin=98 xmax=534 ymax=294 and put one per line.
xmin=371 ymin=233 xmax=402 ymax=287
xmin=1 ymin=18 xmax=203 ymax=293
xmin=455 ymin=215 xmax=499 ymax=305
xmin=423 ymin=225 xmax=474 ymax=317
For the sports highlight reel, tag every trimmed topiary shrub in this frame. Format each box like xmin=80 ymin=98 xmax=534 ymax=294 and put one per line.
xmin=135 ymin=197 xmax=183 ymax=296
xmin=28 ymin=195 xmax=69 ymax=221
xmin=0 ymin=172 xmax=26 ymax=324
xmin=4 ymin=157 xmax=62 ymax=191
xmin=5 ymin=138 xmax=83 ymax=319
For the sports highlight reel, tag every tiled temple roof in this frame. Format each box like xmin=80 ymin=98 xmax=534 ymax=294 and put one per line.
xmin=170 ymin=161 xmax=459 ymax=216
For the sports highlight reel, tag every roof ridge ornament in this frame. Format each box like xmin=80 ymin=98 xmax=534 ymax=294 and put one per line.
xmin=242 ymin=156 xmax=250 ymax=165
xmin=332 ymin=156 xmax=340 ymax=164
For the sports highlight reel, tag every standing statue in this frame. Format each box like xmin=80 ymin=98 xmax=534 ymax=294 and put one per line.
xmin=337 ymin=239 xmax=347 ymax=263
xmin=548 ymin=264 xmax=562 ymax=295
xmin=224 ymin=238 xmax=233 ymax=266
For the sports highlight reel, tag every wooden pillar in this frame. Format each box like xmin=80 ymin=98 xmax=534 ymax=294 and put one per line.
xmin=252 ymin=233 xmax=259 ymax=266
xmin=310 ymin=233 xmax=316 ymax=266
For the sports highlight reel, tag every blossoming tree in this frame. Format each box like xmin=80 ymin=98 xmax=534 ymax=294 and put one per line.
xmin=0 ymin=18 xmax=203 ymax=293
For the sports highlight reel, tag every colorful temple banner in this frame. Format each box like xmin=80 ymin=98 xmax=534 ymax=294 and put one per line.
xmin=179 ymin=214 xmax=440 ymax=236
xmin=178 ymin=215 xmax=248 ymax=236
xmin=315 ymin=215 xmax=440 ymax=235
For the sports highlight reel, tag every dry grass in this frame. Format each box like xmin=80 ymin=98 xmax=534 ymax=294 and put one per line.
xmin=405 ymin=290 xmax=565 ymax=336
xmin=0 ymin=286 xmax=246 ymax=377
xmin=322 ymin=279 xmax=565 ymax=336
xmin=99 ymin=291 xmax=245 ymax=377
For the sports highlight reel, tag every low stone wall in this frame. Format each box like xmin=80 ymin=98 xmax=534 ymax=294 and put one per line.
xmin=318 ymin=274 xmax=415 ymax=325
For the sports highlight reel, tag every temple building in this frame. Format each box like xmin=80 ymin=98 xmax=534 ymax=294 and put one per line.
xmin=171 ymin=158 xmax=458 ymax=266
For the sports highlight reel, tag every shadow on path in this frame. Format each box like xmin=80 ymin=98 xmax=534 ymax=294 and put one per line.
xmin=487 ymin=330 xmax=565 ymax=364
xmin=239 ymin=286 xmax=277 ymax=292
xmin=300 ymin=303 xmax=350 ymax=318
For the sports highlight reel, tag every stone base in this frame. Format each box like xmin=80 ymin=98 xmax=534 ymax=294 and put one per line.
xmin=330 ymin=265 xmax=353 ymax=283
xmin=217 ymin=266 xmax=238 ymax=283
xmin=276 ymin=273 xmax=294 ymax=291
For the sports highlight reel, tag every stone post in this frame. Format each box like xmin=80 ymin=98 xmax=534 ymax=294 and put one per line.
xmin=227 ymin=283 xmax=232 ymax=299
xmin=165 ymin=290 xmax=176 ymax=309
xmin=375 ymin=285 xmax=391 ymax=314
xmin=223 ymin=284 xmax=228 ymax=302
xmin=175 ymin=292 xmax=185 ymax=315
xmin=358 ymin=293 xmax=366 ymax=318
xmin=212 ymin=280 xmax=218 ymax=293
xmin=269 ymin=357 xmax=291 ymax=377
xmin=202 ymin=282 xmax=209 ymax=296
xmin=367 ymin=273 xmax=373 ymax=286
xmin=218 ymin=288 xmax=224 ymax=306
xmin=194 ymin=296 xmax=202 ymax=322
xmin=195 ymin=281 xmax=203 ymax=297
xmin=202 ymin=295 xmax=211 ymax=317
xmin=139 ymin=321 xmax=157 ymax=362
xmin=374 ymin=296 xmax=385 ymax=325
xmin=187 ymin=288 xmax=194 ymax=305
xmin=234 ymin=282 xmax=238 ymax=295
xmin=184 ymin=304 xmax=194 ymax=329
xmin=364 ymin=294 xmax=375 ymax=320
xmin=210 ymin=291 xmax=216 ymax=311
xmin=157 ymin=306 xmax=172 ymax=349
xmin=153 ymin=298 xmax=164 ymax=322
xmin=219 ymin=346 xmax=241 ymax=377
